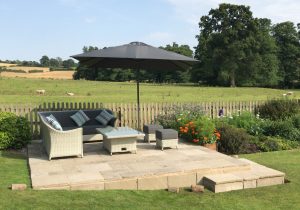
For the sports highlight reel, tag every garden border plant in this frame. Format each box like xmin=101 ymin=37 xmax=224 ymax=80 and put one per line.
xmin=0 ymin=112 xmax=32 ymax=150
xmin=155 ymin=101 xmax=300 ymax=155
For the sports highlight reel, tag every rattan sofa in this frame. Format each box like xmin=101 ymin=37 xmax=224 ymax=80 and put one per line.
xmin=38 ymin=109 xmax=116 ymax=160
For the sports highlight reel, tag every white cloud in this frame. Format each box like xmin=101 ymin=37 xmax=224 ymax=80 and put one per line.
xmin=166 ymin=0 xmax=300 ymax=26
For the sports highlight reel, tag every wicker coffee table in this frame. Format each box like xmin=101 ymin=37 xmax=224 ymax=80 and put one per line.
xmin=97 ymin=126 xmax=144 ymax=155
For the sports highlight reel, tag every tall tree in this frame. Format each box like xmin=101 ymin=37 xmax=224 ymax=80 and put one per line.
xmin=159 ymin=42 xmax=194 ymax=82
xmin=40 ymin=55 xmax=50 ymax=67
xmin=82 ymin=46 xmax=99 ymax=53
xmin=272 ymin=21 xmax=300 ymax=88
xmin=193 ymin=4 xmax=279 ymax=87
xmin=49 ymin=58 xmax=59 ymax=68
xmin=160 ymin=42 xmax=193 ymax=57
xmin=62 ymin=59 xmax=76 ymax=69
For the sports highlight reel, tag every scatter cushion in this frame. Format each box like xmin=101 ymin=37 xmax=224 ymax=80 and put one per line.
xmin=70 ymin=110 xmax=90 ymax=126
xmin=46 ymin=114 xmax=63 ymax=131
xmin=95 ymin=110 xmax=114 ymax=126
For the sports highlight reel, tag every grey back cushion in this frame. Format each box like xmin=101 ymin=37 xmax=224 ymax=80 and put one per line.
xmin=46 ymin=114 xmax=63 ymax=131
xmin=70 ymin=110 xmax=90 ymax=126
xmin=95 ymin=110 xmax=114 ymax=126
xmin=39 ymin=109 xmax=115 ymax=128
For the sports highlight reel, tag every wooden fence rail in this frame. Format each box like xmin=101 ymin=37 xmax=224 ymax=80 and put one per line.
xmin=0 ymin=101 xmax=266 ymax=139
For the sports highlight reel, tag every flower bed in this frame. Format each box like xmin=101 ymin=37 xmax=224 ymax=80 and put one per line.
xmin=178 ymin=117 xmax=220 ymax=145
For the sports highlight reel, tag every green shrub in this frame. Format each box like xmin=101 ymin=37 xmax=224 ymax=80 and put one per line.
xmin=291 ymin=114 xmax=300 ymax=129
xmin=217 ymin=125 xmax=258 ymax=155
xmin=261 ymin=119 xmax=300 ymax=141
xmin=0 ymin=132 xmax=12 ymax=150
xmin=0 ymin=112 xmax=31 ymax=149
xmin=155 ymin=104 xmax=204 ymax=129
xmin=217 ymin=111 xmax=263 ymax=136
xmin=257 ymin=136 xmax=299 ymax=152
xmin=258 ymin=99 xmax=299 ymax=120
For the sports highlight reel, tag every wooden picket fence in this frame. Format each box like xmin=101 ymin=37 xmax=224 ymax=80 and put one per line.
xmin=0 ymin=101 xmax=266 ymax=139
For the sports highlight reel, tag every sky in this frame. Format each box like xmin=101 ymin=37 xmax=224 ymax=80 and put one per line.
xmin=0 ymin=0 xmax=299 ymax=61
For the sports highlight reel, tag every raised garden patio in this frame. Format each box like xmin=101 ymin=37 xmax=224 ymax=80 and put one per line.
xmin=28 ymin=139 xmax=284 ymax=192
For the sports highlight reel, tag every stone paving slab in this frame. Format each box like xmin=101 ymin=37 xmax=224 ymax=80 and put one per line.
xmin=202 ymin=158 xmax=285 ymax=193
xmin=27 ymin=141 xmax=281 ymax=191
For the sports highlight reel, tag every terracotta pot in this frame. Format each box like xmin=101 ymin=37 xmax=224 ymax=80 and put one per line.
xmin=203 ymin=142 xmax=217 ymax=151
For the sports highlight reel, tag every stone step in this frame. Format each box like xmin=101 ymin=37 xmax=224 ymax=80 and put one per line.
xmin=203 ymin=158 xmax=285 ymax=193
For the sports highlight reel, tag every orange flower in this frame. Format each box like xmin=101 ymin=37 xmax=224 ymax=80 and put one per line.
xmin=203 ymin=137 xmax=208 ymax=141
xmin=193 ymin=139 xmax=199 ymax=143
xmin=215 ymin=132 xmax=221 ymax=140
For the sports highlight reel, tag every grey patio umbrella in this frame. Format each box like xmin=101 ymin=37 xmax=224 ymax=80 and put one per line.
xmin=71 ymin=42 xmax=198 ymax=129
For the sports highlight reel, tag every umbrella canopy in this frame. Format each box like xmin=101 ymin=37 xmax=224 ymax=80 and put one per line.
xmin=72 ymin=42 xmax=197 ymax=70
xmin=71 ymin=42 xmax=199 ymax=129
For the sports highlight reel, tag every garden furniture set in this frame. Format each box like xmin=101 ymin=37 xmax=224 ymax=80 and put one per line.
xmin=39 ymin=110 xmax=178 ymax=160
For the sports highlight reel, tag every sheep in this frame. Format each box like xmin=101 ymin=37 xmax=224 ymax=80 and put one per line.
xmin=36 ymin=89 xmax=45 ymax=95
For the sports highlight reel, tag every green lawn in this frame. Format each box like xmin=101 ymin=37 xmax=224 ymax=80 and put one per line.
xmin=0 ymin=149 xmax=299 ymax=210
xmin=0 ymin=77 xmax=298 ymax=104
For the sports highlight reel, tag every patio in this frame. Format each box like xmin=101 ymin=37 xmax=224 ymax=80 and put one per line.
xmin=28 ymin=140 xmax=285 ymax=192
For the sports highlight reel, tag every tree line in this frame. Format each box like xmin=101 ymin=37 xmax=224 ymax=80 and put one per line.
xmin=1 ymin=56 xmax=77 ymax=69
xmin=74 ymin=4 xmax=300 ymax=88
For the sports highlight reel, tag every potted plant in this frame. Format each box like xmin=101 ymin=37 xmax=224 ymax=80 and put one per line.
xmin=178 ymin=116 xmax=220 ymax=150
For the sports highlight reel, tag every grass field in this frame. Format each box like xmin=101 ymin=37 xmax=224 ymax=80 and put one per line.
xmin=0 ymin=77 xmax=298 ymax=104
xmin=0 ymin=149 xmax=299 ymax=210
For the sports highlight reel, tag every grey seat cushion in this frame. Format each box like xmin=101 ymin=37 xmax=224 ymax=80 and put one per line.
xmin=82 ymin=125 xmax=106 ymax=135
xmin=63 ymin=125 xmax=106 ymax=135
xmin=156 ymin=129 xmax=178 ymax=140
xmin=143 ymin=124 xmax=163 ymax=134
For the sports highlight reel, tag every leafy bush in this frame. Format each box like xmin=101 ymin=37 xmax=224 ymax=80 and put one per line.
xmin=257 ymin=136 xmax=299 ymax=152
xmin=258 ymin=99 xmax=299 ymax=120
xmin=217 ymin=111 xmax=263 ymax=136
xmin=155 ymin=104 xmax=204 ymax=129
xmin=261 ymin=119 xmax=300 ymax=141
xmin=0 ymin=132 xmax=12 ymax=150
xmin=291 ymin=114 xmax=300 ymax=129
xmin=217 ymin=125 xmax=258 ymax=155
xmin=0 ymin=112 xmax=32 ymax=149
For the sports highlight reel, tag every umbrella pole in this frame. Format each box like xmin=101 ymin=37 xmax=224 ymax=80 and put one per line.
xmin=137 ymin=68 xmax=141 ymax=130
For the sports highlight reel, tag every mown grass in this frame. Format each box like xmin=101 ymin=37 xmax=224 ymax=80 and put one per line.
xmin=0 ymin=77 xmax=298 ymax=104
xmin=0 ymin=149 xmax=299 ymax=210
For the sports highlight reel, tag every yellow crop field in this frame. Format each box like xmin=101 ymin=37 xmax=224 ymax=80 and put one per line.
xmin=0 ymin=62 xmax=17 ymax=67
xmin=7 ymin=66 xmax=50 ymax=72
xmin=1 ymin=71 xmax=74 ymax=79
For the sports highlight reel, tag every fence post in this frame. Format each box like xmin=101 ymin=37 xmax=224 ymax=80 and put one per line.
xmin=118 ymin=106 xmax=122 ymax=127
